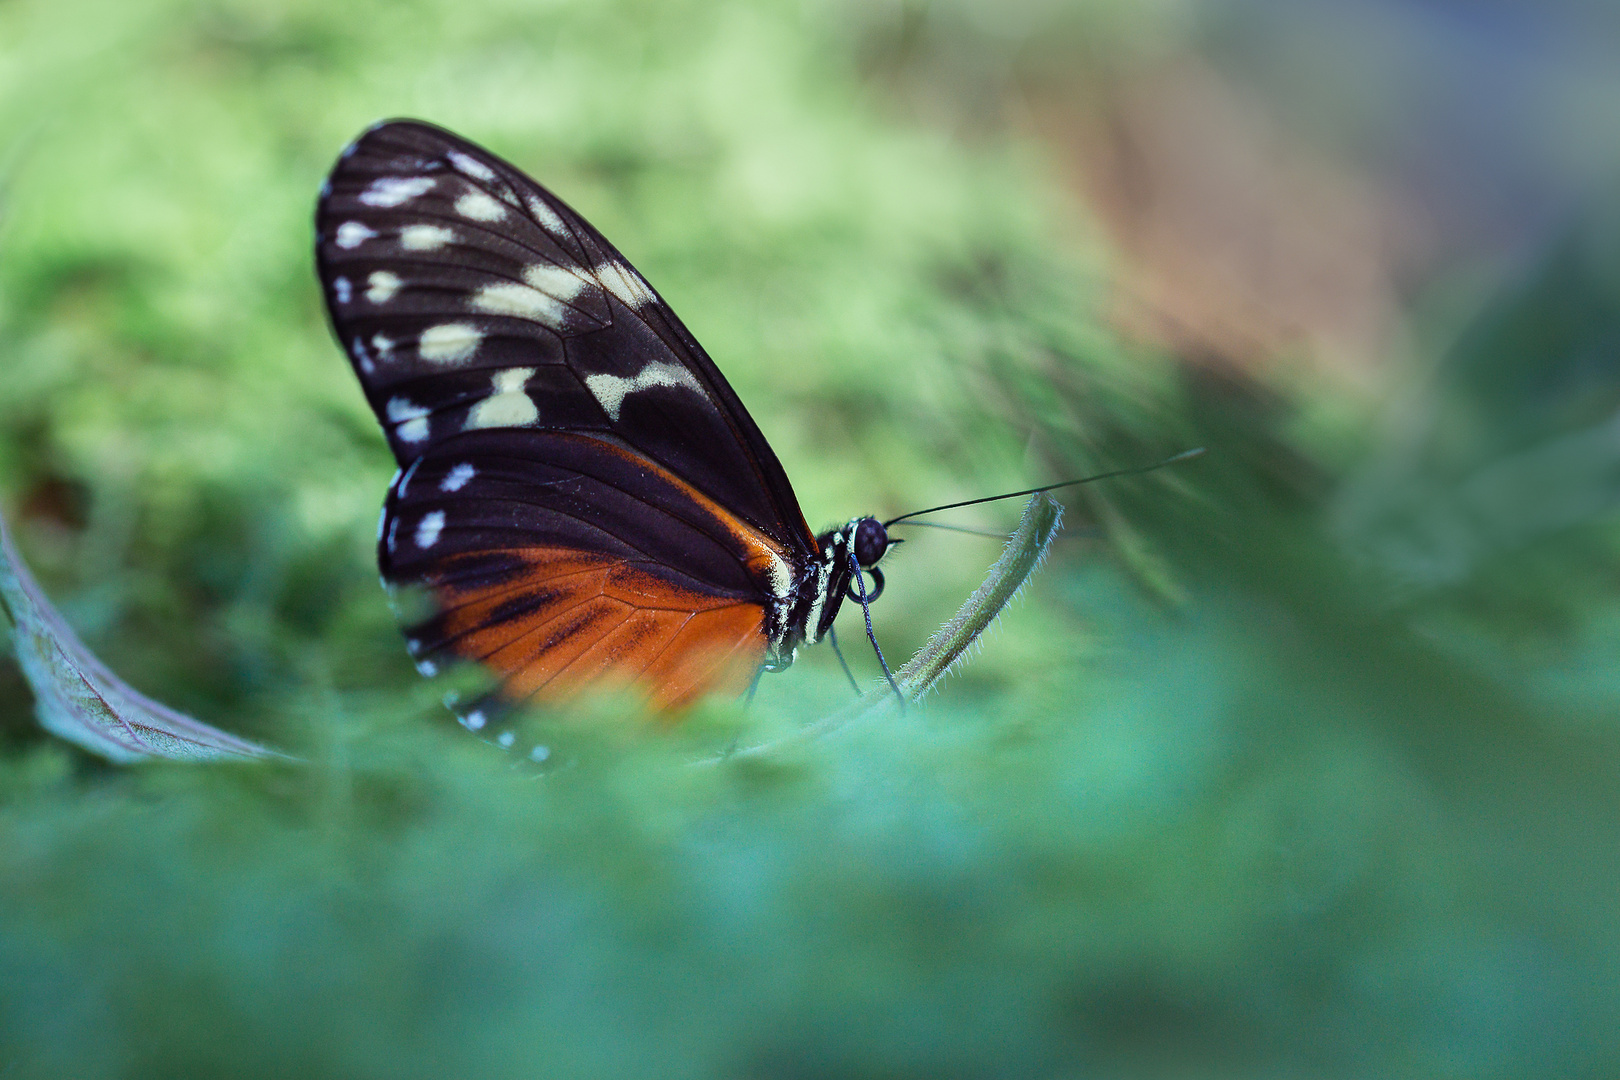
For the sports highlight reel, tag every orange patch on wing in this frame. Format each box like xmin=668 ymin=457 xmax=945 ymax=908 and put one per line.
xmin=431 ymin=546 xmax=766 ymax=712
xmin=578 ymin=436 xmax=799 ymax=603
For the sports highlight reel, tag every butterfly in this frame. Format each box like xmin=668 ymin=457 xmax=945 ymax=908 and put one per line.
xmin=315 ymin=120 xmax=897 ymax=723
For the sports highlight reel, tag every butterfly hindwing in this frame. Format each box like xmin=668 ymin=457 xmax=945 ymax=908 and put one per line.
xmin=382 ymin=430 xmax=781 ymax=709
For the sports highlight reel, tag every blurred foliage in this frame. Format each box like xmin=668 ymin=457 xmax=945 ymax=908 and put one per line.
xmin=1 ymin=0 xmax=1618 ymax=1077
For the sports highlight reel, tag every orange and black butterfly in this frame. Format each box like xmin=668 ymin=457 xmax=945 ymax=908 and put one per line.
xmin=315 ymin=120 xmax=895 ymax=729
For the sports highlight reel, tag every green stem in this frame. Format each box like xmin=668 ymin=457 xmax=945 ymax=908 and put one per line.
xmin=725 ymin=492 xmax=1064 ymax=758
xmin=881 ymin=491 xmax=1064 ymax=705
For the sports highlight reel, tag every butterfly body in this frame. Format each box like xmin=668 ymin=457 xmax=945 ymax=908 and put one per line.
xmin=316 ymin=120 xmax=891 ymax=715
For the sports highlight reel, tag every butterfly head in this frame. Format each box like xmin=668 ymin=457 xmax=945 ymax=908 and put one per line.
xmin=780 ymin=515 xmax=887 ymax=649
xmin=851 ymin=516 xmax=891 ymax=570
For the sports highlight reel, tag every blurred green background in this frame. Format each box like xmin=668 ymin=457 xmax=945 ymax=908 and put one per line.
xmin=3 ymin=0 xmax=1619 ymax=1075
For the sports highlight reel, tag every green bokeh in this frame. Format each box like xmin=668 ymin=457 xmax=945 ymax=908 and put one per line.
xmin=2 ymin=0 xmax=1617 ymax=1076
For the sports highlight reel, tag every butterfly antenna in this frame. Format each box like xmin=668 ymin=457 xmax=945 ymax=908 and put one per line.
xmin=889 ymin=520 xmax=1012 ymax=539
xmin=884 ymin=447 xmax=1205 ymax=527
xmin=826 ymin=625 xmax=862 ymax=695
xmin=848 ymin=552 xmax=904 ymax=707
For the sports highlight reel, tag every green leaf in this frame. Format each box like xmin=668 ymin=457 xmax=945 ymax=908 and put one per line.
xmin=0 ymin=511 xmax=281 ymax=762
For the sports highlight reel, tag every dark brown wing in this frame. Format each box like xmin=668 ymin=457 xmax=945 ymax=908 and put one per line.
xmin=315 ymin=120 xmax=821 ymax=719
xmin=316 ymin=119 xmax=817 ymax=555
xmin=381 ymin=429 xmax=793 ymax=712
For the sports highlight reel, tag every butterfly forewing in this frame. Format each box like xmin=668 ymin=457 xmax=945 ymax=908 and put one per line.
xmin=318 ymin=120 xmax=819 ymax=713
xmin=317 ymin=120 xmax=814 ymax=550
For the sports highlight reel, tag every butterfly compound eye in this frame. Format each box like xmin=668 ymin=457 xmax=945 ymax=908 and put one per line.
xmin=853 ymin=517 xmax=889 ymax=567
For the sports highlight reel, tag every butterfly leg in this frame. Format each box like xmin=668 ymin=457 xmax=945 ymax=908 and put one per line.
xmin=826 ymin=625 xmax=861 ymax=695
xmin=847 ymin=551 xmax=904 ymax=707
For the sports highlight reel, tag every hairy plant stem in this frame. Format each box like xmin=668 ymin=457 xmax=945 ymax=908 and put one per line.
xmin=724 ymin=492 xmax=1063 ymax=759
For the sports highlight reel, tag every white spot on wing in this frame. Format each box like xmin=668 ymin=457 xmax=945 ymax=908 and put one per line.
xmin=418 ymin=322 xmax=483 ymax=364
xmin=469 ymin=262 xmax=588 ymax=328
xmin=415 ymin=510 xmax=446 ymax=548
xmin=525 ymin=194 xmax=567 ymax=236
xmin=396 ymin=457 xmax=423 ymax=498
xmin=585 ymin=361 xmax=705 ymax=420
xmin=446 ymin=150 xmax=496 ymax=182
xmin=386 ymin=515 xmax=399 ymax=553
xmin=360 ymin=176 xmax=435 ymax=207
xmin=529 ymin=745 xmax=550 ymax=762
xmin=376 ymin=505 xmax=388 ymax=542
xmin=386 ymin=396 xmax=431 ymax=443
xmin=352 ymin=336 xmax=374 ymax=373
xmin=466 ymin=367 xmax=539 ymax=429
xmin=462 ymin=710 xmax=486 ymax=731
xmin=525 ymin=262 xmax=588 ymax=301
xmin=472 ymin=282 xmax=564 ymax=326
xmin=594 ymin=261 xmax=655 ymax=308
xmin=455 ymin=190 xmax=506 ymax=221
xmin=366 ymin=270 xmax=402 ymax=304
xmin=399 ymin=224 xmax=454 ymax=250
xmin=333 ymin=277 xmax=352 ymax=303
xmin=372 ymin=334 xmax=395 ymax=358
xmin=441 ymin=462 xmax=476 ymax=492
xmin=498 ymin=731 xmax=515 ymax=748
xmin=335 ymin=221 xmax=376 ymax=248
xmin=416 ymin=659 xmax=438 ymax=677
